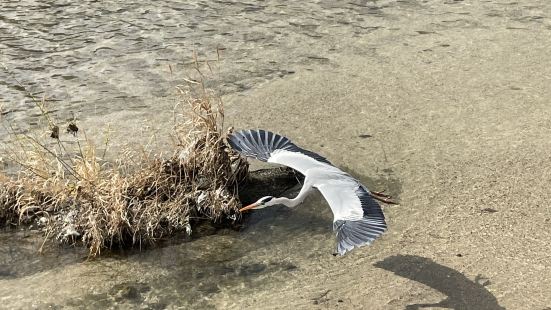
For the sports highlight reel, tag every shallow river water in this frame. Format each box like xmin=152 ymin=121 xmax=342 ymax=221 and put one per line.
xmin=0 ymin=1 xmax=404 ymax=307
xmin=0 ymin=192 xmax=336 ymax=309
xmin=0 ymin=167 xmax=400 ymax=309
xmin=2 ymin=0 xmax=550 ymax=309
xmin=0 ymin=0 xmax=394 ymax=136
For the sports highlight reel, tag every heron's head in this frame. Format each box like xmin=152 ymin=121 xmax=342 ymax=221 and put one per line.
xmin=239 ymin=196 xmax=276 ymax=212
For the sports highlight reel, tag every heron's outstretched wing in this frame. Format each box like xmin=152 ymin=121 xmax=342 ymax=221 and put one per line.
xmin=229 ymin=129 xmax=386 ymax=255
xmin=227 ymin=129 xmax=332 ymax=174
xmin=316 ymin=180 xmax=387 ymax=256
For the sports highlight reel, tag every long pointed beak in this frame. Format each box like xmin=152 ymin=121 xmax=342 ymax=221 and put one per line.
xmin=239 ymin=202 xmax=260 ymax=212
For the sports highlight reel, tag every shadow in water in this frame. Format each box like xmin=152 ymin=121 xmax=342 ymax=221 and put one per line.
xmin=0 ymin=167 xmax=345 ymax=282
xmin=239 ymin=168 xmax=333 ymax=237
xmin=339 ymin=165 xmax=403 ymax=201
xmin=238 ymin=167 xmax=304 ymax=205
xmin=0 ymin=230 xmax=87 ymax=280
xmin=374 ymin=255 xmax=505 ymax=310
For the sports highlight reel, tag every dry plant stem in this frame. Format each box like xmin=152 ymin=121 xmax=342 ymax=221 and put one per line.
xmin=0 ymin=68 xmax=248 ymax=257
xmin=1 ymin=63 xmax=56 ymax=131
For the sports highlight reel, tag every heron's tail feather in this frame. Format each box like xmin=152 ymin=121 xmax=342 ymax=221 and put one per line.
xmin=227 ymin=129 xmax=331 ymax=164
xmin=334 ymin=216 xmax=387 ymax=256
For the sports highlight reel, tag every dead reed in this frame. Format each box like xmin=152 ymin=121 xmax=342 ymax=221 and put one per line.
xmin=0 ymin=73 xmax=248 ymax=256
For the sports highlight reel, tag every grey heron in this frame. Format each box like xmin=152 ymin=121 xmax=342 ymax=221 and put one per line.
xmin=227 ymin=129 xmax=395 ymax=256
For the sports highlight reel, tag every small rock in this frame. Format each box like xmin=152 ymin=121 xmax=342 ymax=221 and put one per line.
xmin=116 ymin=285 xmax=140 ymax=300
xmin=110 ymin=282 xmax=150 ymax=302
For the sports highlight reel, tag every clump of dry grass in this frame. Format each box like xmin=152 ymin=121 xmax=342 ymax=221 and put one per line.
xmin=0 ymin=74 xmax=248 ymax=256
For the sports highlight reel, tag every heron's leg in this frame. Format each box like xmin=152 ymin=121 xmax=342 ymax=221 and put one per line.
xmin=371 ymin=190 xmax=391 ymax=198
xmin=370 ymin=191 xmax=398 ymax=205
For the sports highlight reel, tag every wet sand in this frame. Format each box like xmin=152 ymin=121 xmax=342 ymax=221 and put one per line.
xmin=222 ymin=2 xmax=551 ymax=307
xmin=2 ymin=0 xmax=551 ymax=309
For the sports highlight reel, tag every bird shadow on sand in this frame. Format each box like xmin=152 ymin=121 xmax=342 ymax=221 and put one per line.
xmin=374 ymin=255 xmax=505 ymax=310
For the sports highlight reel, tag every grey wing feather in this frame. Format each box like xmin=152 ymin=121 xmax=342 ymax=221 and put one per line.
xmin=334 ymin=186 xmax=387 ymax=255
xmin=227 ymin=129 xmax=332 ymax=165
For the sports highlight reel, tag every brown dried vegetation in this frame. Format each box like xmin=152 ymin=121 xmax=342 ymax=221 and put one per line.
xmin=0 ymin=78 xmax=248 ymax=256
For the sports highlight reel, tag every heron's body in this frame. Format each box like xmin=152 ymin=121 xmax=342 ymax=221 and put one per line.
xmin=228 ymin=129 xmax=391 ymax=255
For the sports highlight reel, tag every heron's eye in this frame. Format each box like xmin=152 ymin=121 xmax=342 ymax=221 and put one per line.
xmin=260 ymin=197 xmax=273 ymax=203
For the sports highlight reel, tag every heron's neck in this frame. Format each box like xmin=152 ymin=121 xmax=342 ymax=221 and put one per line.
xmin=276 ymin=182 xmax=312 ymax=208
xmin=274 ymin=197 xmax=301 ymax=208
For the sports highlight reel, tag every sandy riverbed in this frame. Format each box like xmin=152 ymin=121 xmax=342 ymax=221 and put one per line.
xmin=1 ymin=0 xmax=551 ymax=309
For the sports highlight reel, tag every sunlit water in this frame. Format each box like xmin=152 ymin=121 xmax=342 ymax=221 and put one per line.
xmin=0 ymin=191 xmax=336 ymax=308
xmin=0 ymin=166 xmax=401 ymax=308
xmin=0 ymin=0 xmax=391 ymax=137
xmin=0 ymin=0 xmax=406 ymax=308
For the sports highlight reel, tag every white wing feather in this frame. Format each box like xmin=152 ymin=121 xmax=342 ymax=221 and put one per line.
xmin=228 ymin=129 xmax=387 ymax=255
xmin=270 ymin=150 xmax=368 ymax=223
xmin=268 ymin=149 xmax=328 ymax=174
xmin=315 ymin=179 xmax=365 ymax=222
